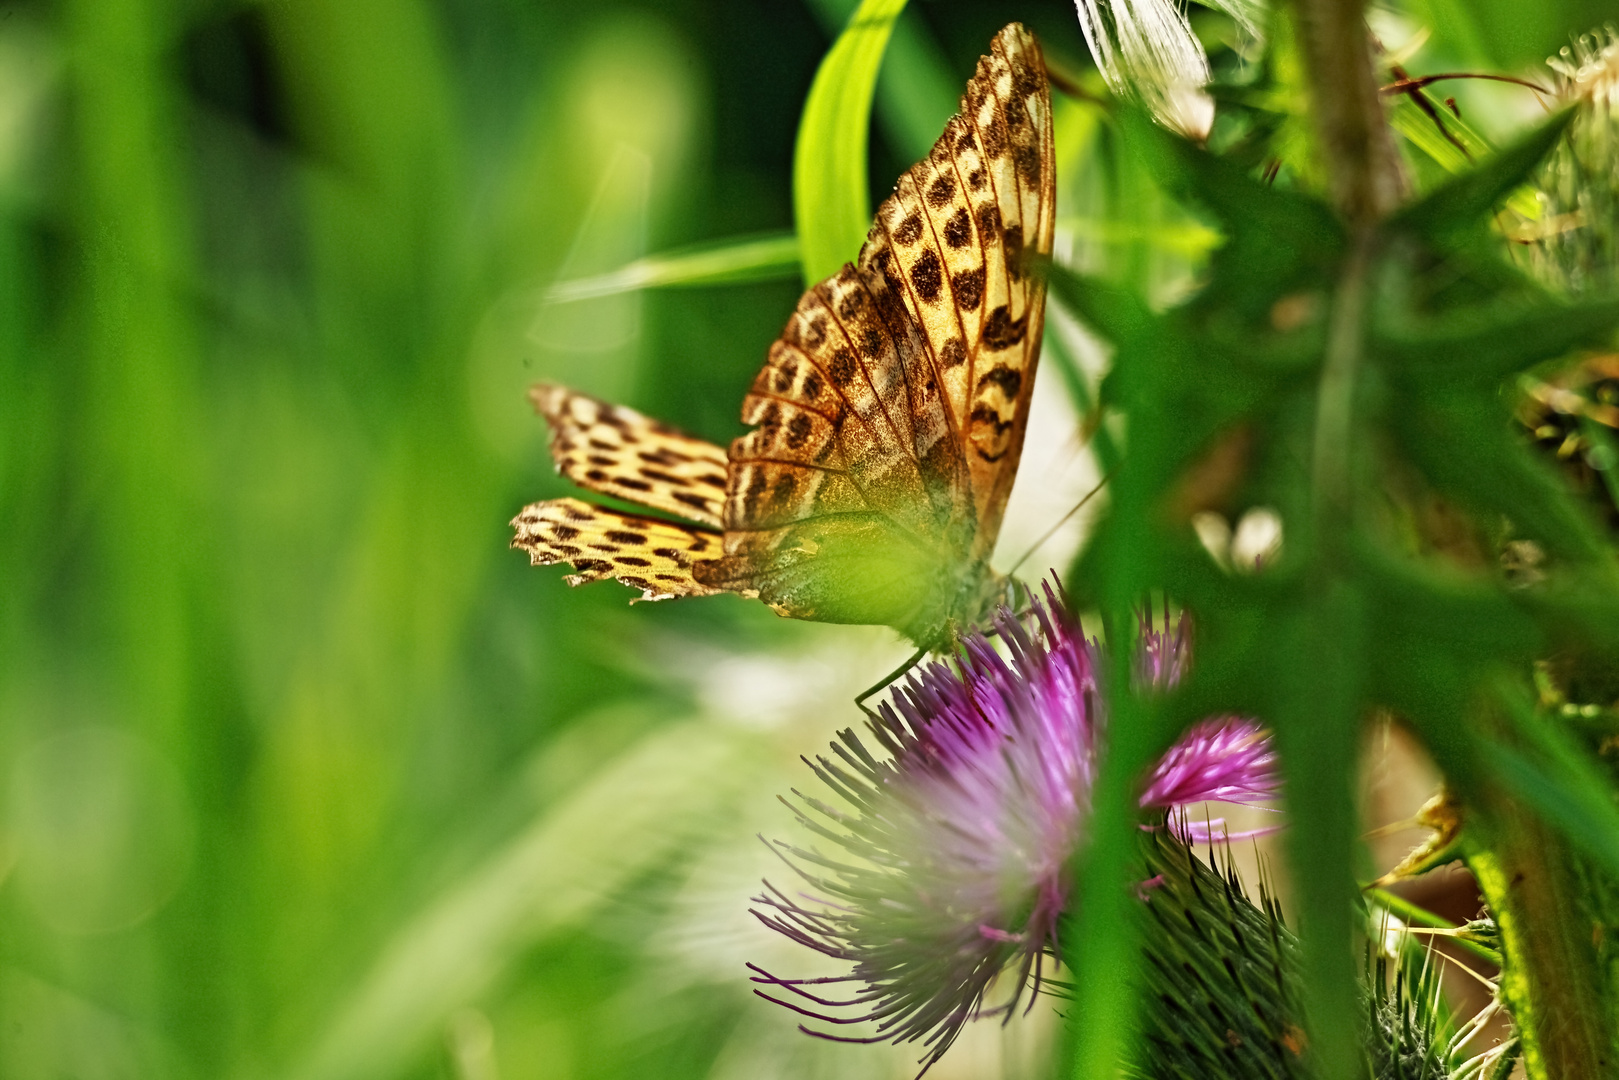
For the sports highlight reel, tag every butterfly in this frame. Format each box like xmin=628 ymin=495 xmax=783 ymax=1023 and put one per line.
xmin=512 ymin=23 xmax=1055 ymax=652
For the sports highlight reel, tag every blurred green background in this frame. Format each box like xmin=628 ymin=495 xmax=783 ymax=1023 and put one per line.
xmin=0 ymin=0 xmax=1612 ymax=1077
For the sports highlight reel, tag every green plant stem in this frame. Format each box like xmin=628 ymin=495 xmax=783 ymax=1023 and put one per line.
xmin=1282 ymin=3 xmax=1400 ymax=1076
xmin=1470 ymin=786 xmax=1616 ymax=1080
xmin=1285 ymin=0 xmax=1400 ymax=225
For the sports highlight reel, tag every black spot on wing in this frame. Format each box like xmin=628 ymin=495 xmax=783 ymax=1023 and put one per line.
xmin=859 ymin=328 xmax=884 ymax=359
xmin=982 ymin=305 xmax=1027 ymax=351
xmin=911 ymin=250 xmax=943 ymax=304
xmin=976 ymin=205 xmax=1001 ymax=241
xmin=953 ymin=268 xmax=984 ymax=311
xmin=674 ymin=491 xmax=714 ymax=514
xmin=829 ymin=348 xmax=857 ymax=388
xmin=977 ymin=365 xmax=1022 ymax=399
xmin=1016 ymin=142 xmax=1042 ymax=186
xmin=786 ymin=413 xmax=813 ymax=450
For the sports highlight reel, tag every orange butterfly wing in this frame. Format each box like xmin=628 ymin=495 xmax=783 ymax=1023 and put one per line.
xmin=694 ymin=24 xmax=1055 ymax=642
xmin=512 ymin=388 xmax=732 ymax=601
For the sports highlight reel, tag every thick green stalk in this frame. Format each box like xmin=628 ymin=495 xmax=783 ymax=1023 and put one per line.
xmin=1470 ymin=782 xmax=1616 ymax=1079
xmin=1283 ymin=3 xmax=1401 ymax=1077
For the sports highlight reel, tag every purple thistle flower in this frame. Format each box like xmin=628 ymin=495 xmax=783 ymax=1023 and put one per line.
xmin=749 ymin=586 xmax=1277 ymax=1074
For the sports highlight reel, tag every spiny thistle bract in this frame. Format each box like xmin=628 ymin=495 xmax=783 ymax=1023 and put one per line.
xmin=748 ymin=589 xmax=1277 ymax=1073
xmin=1365 ymin=953 xmax=1453 ymax=1080
xmin=1130 ymin=832 xmax=1470 ymax=1080
xmin=1130 ymin=828 xmax=1305 ymax=1080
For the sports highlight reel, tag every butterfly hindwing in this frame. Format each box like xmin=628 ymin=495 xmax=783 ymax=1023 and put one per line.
xmin=531 ymin=384 xmax=729 ymax=529
xmin=511 ymin=497 xmax=724 ymax=601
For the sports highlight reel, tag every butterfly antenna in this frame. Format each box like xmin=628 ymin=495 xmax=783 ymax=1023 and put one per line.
xmin=855 ymin=647 xmax=926 ymax=717
xmin=1005 ymin=469 xmax=1113 ymax=579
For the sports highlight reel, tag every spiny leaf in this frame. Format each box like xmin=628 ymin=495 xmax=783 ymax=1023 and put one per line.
xmin=1117 ymin=106 xmax=1343 ymax=313
xmin=1392 ymin=389 xmax=1612 ymax=562
xmin=1393 ymin=110 xmax=1575 ymax=243
xmin=1378 ymin=295 xmax=1619 ymax=377
xmin=793 ymin=0 xmax=908 ymax=284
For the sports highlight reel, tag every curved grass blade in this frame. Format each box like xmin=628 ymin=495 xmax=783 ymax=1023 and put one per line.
xmin=805 ymin=0 xmax=956 ymax=163
xmin=792 ymin=0 xmax=908 ymax=285
xmin=1388 ymin=95 xmax=1540 ymax=219
xmin=543 ymin=232 xmax=800 ymax=303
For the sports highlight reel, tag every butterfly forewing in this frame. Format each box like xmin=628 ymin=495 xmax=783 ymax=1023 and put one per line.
xmin=702 ymin=24 xmax=1054 ymax=634
xmin=869 ymin=28 xmax=1056 ymax=558
xmin=512 ymin=497 xmax=724 ymax=601
xmin=531 ymin=384 xmax=730 ymax=528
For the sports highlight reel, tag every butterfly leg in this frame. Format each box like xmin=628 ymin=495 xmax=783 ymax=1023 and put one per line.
xmin=854 ymin=646 xmax=927 ymax=717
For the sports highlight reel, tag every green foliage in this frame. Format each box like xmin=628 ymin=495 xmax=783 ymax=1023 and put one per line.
xmin=545 ymin=233 xmax=801 ymax=302
xmin=9 ymin=2 xmax=1619 ymax=1079
xmin=1056 ymin=97 xmax=1619 ymax=1080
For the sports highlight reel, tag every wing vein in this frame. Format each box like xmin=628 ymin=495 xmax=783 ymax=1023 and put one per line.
xmin=819 ymin=283 xmax=924 ymax=473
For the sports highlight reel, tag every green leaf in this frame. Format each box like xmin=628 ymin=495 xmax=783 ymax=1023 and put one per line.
xmin=1043 ymin=259 xmax=1157 ymax=348
xmin=792 ymin=0 xmax=908 ymax=285
xmin=1272 ymin=584 xmax=1369 ymax=1080
xmin=1392 ymin=390 xmax=1611 ymax=563
xmin=1393 ymin=110 xmax=1575 ymax=243
xmin=1378 ymin=296 xmax=1619 ymax=378
xmin=1058 ymin=214 xmax=1223 ymax=257
xmin=1387 ymin=91 xmax=1541 ymax=218
xmin=1117 ymin=106 xmax=1343 ymax=314
xmin=802 ymin=0 xmax=956 ymax=162
xmin=543 ymin=232 xmax=800 ymax=302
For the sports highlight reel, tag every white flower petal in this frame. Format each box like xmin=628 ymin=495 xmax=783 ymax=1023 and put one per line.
xmin=1075 ymin=0 xmax=1216 ymax=139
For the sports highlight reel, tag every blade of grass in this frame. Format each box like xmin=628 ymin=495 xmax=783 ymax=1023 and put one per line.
xmin=290 ymin=715 xmax=764 ymax=1080
xmin=1388 ymin=96 xmax=1540 ymax=218
xmin=543 ymin=232 xmax=800 ymax=302
xmin=793 ymin=0 xmax=908 ymax=284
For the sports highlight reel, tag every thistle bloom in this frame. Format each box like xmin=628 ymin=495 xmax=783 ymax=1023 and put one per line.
xmin=749 ymin=589 xmax=1276 ymax=1073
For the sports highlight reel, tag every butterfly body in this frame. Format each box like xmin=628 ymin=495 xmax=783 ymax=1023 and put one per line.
xmin=513 ymin=23 xmax=1054 ymax=652
xmin=694 ymin=510 xmax=1011 ymax=649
